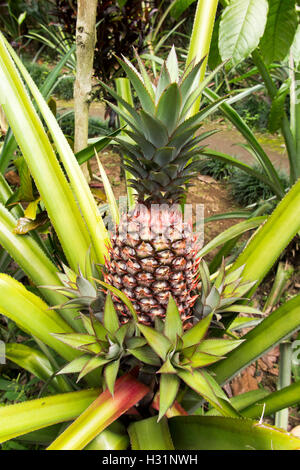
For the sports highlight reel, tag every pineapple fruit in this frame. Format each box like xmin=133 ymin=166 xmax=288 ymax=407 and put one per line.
xmin=101 ymin=47 xmax=221 ymax=325
xmin=106 ymin=203 xmax=199 ymax=324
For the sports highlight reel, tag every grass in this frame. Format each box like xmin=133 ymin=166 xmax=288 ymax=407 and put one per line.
xmin=24 ymin=60 xmax=74 ymax=100
xmin=229 ymin=165 xmax=289 ymax=206
xmin=199 ymin=157 xmax=289 ymax=207
xmin=58 ymin=113 xmax=109 ymax=139
xmin=199 ymin=157 xmax=233 ymax=180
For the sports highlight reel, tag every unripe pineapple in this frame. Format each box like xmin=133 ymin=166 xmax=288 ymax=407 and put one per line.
xmin=101 ymin=47 xmax=221 ymax=325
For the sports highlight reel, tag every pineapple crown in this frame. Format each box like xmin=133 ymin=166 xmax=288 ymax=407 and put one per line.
xmin=99 ymin=46 xmax=224 ymax=204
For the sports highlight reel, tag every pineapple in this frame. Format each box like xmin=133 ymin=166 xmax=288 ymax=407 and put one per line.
xmin=100 ymin=47 xmax=221 ymax=325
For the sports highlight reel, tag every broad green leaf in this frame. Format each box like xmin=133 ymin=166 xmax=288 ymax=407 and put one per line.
xmin=47 ymin=373 xmax=149 ymax=450
xmin=164 ymin=295 xmax=183 ymax=343
xmin=228 ymin=316 xmax=262 ymax=331
xmin=201 ymin=369 xmax=242 ymax=417
xmin=126 ymin=337 xmax=147 ymax=349
xmin=138 ymin=324 xmax=172 ymax=361
xmin=158 ymin=374 xmax=180 ymax=421
xmin=24 ymin=198 xmax=40 ymax=220
xmin=219 ymin=305 xmax=263 ymax=315
xmin=259 ymin=0 xmax=298 ymax=65
xmin=0 ymin=388 xmax=100 ymax=443
xmin=153 ymin=147 xmax=176 ymax=166
xmin=103 ymin=294 xmax=119 ymax=335
xmin=128 ymin=416 xmax=174 ymax=450
xmin=182 ymin=313 xmax=213 ymax=349
xmin=7 ymin=156 xmax=33 ymax=204
xmin=79 ymin=314 xmax=107 ymax=341
xmin=169 ymin=416 xmax=300 ymax=450
xmin=158 ymin=357 xmax=177 ymax=374
xmin=219 ymin=0 xmax=268 ymax=67
xmin=15 ymin=424 xmax=63 ymax=445
xmin=114 ymin=324 xmax=129 ymax=345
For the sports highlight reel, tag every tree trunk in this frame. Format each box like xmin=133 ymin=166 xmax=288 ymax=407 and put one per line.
xmin=74 ymin=0 xmax=98 ymax=178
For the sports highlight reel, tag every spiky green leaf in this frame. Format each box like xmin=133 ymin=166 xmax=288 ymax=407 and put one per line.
xmin=164 ymin=295 xmax=183 ymax=343
xmin=140 ymin=110 xmax=169 ymax=148
xmin=158 ymin=374 xmax=180 ymax=421
xmin=128 ymin=346 xmax=161 ymax=366
xmin=138 ymin=324 xmax=172 ymax=361
xmin=182 ymin=313 xmax=213 ymax=349
xmin=118 ymin=56 xmax=155 ymax=114
xmin=52 ymin=333 xmax=102 ymax=354
xmin=77 ymin=355 xmax=107 ymax=382
xmin=104 ymin=359 xmax=120 ymax=396
xmin=58 ymin=355 xmax=91 ymax=375
xmin=103 ymin=294 xmax=120 ymax=335
xmin=156 ymin=83 xmax=181 ymax=135
xmin=166 ymin=46 xmax=179 ymax=83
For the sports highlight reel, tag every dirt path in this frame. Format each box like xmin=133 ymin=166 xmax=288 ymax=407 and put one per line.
xmin=202 ymin=119 xmax=289 ymax=172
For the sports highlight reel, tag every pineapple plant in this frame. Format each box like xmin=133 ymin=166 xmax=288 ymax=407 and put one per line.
xmin=100 ymin=47 xmax=223 ymax=326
